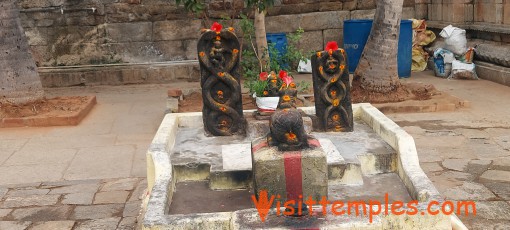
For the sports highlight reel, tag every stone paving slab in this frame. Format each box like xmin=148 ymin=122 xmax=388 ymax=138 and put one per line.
xmin=0 ymin=177 xmax=146 ymax=229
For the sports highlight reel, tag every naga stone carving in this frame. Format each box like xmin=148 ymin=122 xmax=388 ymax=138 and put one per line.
xmin=197 ymin=22 xmax=244 ymax=136
xmin=277 ymin=71 xmax=298 ymax=109
xmin=311 ymin=41 xmax=353 ymax=132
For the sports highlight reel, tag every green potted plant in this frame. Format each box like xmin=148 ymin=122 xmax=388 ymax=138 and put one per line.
xmin=253 ymin=70 xmax=290 ymax=113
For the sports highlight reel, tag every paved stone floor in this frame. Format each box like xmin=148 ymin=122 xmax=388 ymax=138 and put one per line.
xmin=0 ymin=71 xmax=509 ymax=229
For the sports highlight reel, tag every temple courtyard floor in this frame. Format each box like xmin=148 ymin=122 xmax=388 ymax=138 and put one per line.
xmin=0 ymin=70 xmax=509 ymax=229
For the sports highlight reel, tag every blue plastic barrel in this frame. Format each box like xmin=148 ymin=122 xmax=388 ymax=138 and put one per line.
xmin=343 ymin=19 xmax=413 ymax=78
xmin=266 ymin=33 xmax=287 ymax=58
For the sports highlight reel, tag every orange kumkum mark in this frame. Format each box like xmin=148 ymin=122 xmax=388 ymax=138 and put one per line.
xmin=285 ymin=132 xmax=297 ymax=141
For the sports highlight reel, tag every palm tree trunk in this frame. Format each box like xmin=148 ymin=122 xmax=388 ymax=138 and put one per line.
xmin=354 ymin=0 xmax=404 ymax=93
xmin=0 ymin=0 xmax=44 ymax=104
xmin=254 ymin=8 xmax=269 ymax=70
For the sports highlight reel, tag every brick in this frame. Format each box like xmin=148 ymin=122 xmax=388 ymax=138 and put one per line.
xmin=101 ymin=178 xmax=139 ymax=191
xmin=0 ymin=221 xmax=31 ymax=230
xmin=167 ymin=88 xmax=183 ymax=98
xmin=49 ymin=183 xmax=101 ymax=194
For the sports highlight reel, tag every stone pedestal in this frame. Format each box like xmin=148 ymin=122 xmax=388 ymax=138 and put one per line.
xmin=251 ymin=138 xmax=328 ymax=203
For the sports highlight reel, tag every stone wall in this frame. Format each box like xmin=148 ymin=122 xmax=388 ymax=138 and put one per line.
xmin=19 ymin=0 xmax=416 ymax=67
xmin=421 ymin=0 xmax=510 ymax=44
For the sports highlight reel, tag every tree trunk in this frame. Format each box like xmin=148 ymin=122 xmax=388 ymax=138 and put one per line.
xmin=254 ymin=8 xmax=269 ymax=71
xmin=354 ymin=0 xmax=404 ymax=93
xmin=0 ymin=0 xmax=44 ymax=105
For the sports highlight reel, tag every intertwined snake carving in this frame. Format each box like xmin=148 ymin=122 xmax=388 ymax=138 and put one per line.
xmin=311 ymin=47 xmax=353 ymax=132
xmin=197 ymin=26 xmax=243 ymax=136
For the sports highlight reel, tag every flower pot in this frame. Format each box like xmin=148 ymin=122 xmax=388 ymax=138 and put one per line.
xmin=254 ymin=95 xmax=279 ymax=113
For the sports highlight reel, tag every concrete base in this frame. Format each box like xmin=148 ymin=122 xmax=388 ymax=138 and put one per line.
xmin=475 ymin=61 xmax=510 ymax=87
xmin=143 ymin=105 xmax=457 ymax=229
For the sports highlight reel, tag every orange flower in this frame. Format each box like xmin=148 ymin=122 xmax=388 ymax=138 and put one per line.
xmin=217 ymin=90 xmax=223 ymax=97
xmin=233 ymin=49 xmax=239 ymax=54
xmin=285 ymin=131 xmax=297 ymax=141
xmin=220 ymin=107 xmax=227 ymax=112
xmin=218 ymin=72 xmax=225 ymax=77
xmin=199 ymin=52 xmax=205 ymax=57
xmin=340 ymin=65 xmax=345 ymax=70
xmin=228 ymin=27 xmax=235 ymax=32
xmin=317 ymin=52 xmax=322 ymax=57
xmin=331 ymin=78 xmax=337 ymax=83
xmin=330 ymin=90 xmax=337 ymax=97
xmin=211 ymin=22 xmax=222 ymax=33
xmin=216 ymin=36 xmax=221 ymax=41
xmin=263 ymin=91 xmax=268 ymax=96
xmin=282 ymin=95 xmax=291 ymax=102
xmin=332 ymin=99 xmax=339 ymax=106
xmin=329 ymin=63 xmax=336 ymax=69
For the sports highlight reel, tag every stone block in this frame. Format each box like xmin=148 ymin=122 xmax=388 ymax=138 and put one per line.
xmin=265 ymin=14 xmax=301 ymax=33
xmin=62 ymin=192 xmax=95 ymax=205
xmin=72 ymin=204 xmax=124 ymax=220
xmin=74 ymin=217 xmax=121 ymax=230
xmin=153 ymin=20 xmax=202 ymax=41
xmin=300 ymin=11 xmax=350 ymax=31
xmin=323 ymin=29 xmax=343 ymax=49
xmin=319 ymin=2 xmax=343 ymax=11
xmin=101 ymin=178 xmax=140 ymax=191
xmin=94 ymin=191 xmax=130 ymax=204
xmin=402 ymin=7 xmax=416 ymax=19
xmin=504 ymin=1 xmax=510 ymax=24
xmin=252 ymin=137 xmax=328 ymax=202
xmin=30 ymin=221 xmax=75 ymax=230
xmin=298 ymin=30 xmax=324 ymax=54
xmin=1 ymin=194 xmax=60 ymax=208
xmin=11 ymin=206 xmax=72 ymax=221
xmin=350 ymin=9 xmax=376 ymax=19
xmin=428 ymin=3 xmax=443 ymax=21
xmin=106 ymin=22 xmax=152 ymax=42
xmin=479 ymin=170 xmax=510 ymax=183
xmin=415 ymin=4 xmax=428 ymax=19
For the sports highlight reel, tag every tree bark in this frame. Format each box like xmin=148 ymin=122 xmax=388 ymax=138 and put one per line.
xmin=254 ymin=8 xmax=269 ymax=70
xmin=0 ymin=0 xmax=44 ymax=104
xmin=354 ymin=0 xmax=404 ymax=93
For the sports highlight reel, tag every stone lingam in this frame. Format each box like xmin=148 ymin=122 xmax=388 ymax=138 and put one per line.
xmin=197 ymin=22 xmax=245 ymax=136
xmin=252 ymin=75 xmax=328 ymax=217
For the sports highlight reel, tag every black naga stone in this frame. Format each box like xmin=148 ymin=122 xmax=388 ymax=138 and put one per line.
xmin=197 ymin=27 xmax=244 ymax=136
xmin=277 ymin=81 xmax=298 ymax=109
xmin=267 ymin=108 xmax=309 ymax=151
xmin=311 ymin=49 xmax=353 ymax=132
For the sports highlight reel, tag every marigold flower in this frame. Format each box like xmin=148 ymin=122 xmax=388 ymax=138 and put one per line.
xmin=283 ymin=95 xmax=291 ymax=102
xmin=263 ymin=91 xmax=268 ymax=96
xmin=199 ymin=52 xmax=205 ymax=57
xmin=340 ymin=65 xmax=345 ymax=70
xmin=228 ymin=27 xmax=235 ymax=32
xmin=218 ymin=72 xmax=225 ymax=77
xmin=220 ymin=107 xmax=227 ymax=112
xmin=317 ymin=52 xmax=322 ymax=57
xmin=233 ymin=49 xmax=239 ymax=54
xmin=211 ymin=22 xmax=222 ymax=33
xmin=216 ymin=36 xmax=221 ymax=41
xmin=285 ymin=131 xmax=297 ymax=141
